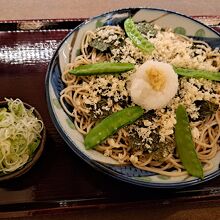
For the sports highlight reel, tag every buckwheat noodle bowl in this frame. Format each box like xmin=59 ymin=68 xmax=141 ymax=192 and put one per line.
xmin=59 ymin=15 xmax=220 ymax=179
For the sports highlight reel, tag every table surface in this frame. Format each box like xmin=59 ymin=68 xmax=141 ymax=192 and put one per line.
xmin=1 ymin=1 xmax=220 ymax=220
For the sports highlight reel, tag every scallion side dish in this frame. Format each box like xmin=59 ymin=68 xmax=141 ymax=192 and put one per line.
xmin=0 ymin=98 xmax=44 ymax=174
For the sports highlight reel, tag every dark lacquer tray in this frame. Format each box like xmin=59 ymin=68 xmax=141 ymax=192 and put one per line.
xmin=0 ymin=16 xmax=220 ymax=219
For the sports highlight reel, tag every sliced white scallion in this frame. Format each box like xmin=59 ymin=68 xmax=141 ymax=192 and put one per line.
xmin=0 ymin=98 xmax=44 ymax=174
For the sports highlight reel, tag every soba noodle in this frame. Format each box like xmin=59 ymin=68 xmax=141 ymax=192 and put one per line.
xmin=60 ymin=23 xmax=220 ymax=177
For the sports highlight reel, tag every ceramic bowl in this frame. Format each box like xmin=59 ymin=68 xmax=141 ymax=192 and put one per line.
xmin=0 ymin=100 xmax=46 ymax=181
xmin=45 ymin=8 xmax=220 ymax=188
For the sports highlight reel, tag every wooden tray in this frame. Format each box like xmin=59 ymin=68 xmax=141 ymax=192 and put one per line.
xmin=0 ymin=16 xmax=220 ymax=219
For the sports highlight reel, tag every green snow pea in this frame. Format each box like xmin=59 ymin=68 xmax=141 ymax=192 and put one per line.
xmin=175 ymin=105 xmax=204 ymax=179
xmin=84 ymin=106 xmax=144 ymax=149
xmin=69 ymin=62 xmax=134 ymax=76
xmin=124 ymin=18 xmax=155 ymax=54
xmin=174 ymin=67 xmax=220 ymax=81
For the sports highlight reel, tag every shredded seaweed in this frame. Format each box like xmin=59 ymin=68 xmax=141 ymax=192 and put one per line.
xmin=89 ymin=39 xmax=110 ymax=52
xmin=136 ymin=21 xmax=157 ymax=37
xmin=194 ymin=100 xmax=219 ymax=121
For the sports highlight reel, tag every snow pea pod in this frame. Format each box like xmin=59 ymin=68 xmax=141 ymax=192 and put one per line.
xmin=175 ymin=105 xmax=204 ymax=179
xmin=124 ymin=18 xmax=155 ymax=54
xmin=69 ymin=62 xmax=134 ymax=76
xmin=84 ymin=106 xmax=144 ymax=149
xmin=174 ymin=67 xmax=220 ymax=81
